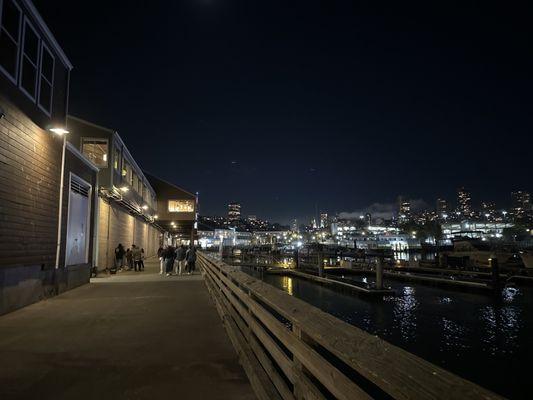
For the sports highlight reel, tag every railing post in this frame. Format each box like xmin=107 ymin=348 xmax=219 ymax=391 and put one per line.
xmin=376 ymin=256 xmax=384 ymax=290
xmin=292 ymin=324 xmax=304 ymax=400
xmin=490 ymin=257 xmax=500 ymax=291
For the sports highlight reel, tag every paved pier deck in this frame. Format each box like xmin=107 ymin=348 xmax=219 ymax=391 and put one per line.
xmin=0 ymin=259 xmax=256 ymax=400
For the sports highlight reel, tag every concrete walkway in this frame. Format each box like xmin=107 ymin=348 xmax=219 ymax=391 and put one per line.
xmin=0 ymin=258 xmax=256 ymax=400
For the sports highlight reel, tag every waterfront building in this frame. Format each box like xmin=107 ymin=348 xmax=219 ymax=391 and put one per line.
xmin=0 ymin=0 xmax=100 ymax=314
xmin=145 ymin=173 xmax=197 ymax=246
xmin=66 ymin=117 xmax=162 ymax=269
xmin=441 ymin=221 xmax=514 ymax=240
xmin=198 ymin=228 xmax=251 ymax=248
xmin=228 ymin=202 xmax=241 ymax=221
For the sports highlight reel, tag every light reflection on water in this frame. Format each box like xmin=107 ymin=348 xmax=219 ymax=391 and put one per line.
xmin=240 ymin=265 xmax=533 ymax=399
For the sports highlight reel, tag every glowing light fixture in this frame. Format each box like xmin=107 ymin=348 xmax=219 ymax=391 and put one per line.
xmin=154 ymin=215 xmax=158 ymax=219
xmin=49 ymin=127 xmax=69 ymax=135
xmin=142 ymin=205 xmax=148 ymax=210
xmin=120 ymin=186 xmax=129 ymax=192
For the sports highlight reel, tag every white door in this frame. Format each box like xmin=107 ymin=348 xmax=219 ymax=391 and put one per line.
xmin=66 ymin=175 xmax=91 ymax=266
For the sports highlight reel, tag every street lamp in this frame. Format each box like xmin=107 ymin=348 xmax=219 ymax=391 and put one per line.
xmin=50 ymin=126 xmax=68 ymax=268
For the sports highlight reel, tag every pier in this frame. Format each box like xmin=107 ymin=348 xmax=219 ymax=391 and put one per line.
xmin=0 ymin=258 xmax=255 ymax=400
xmin=0 ymin=253 xmax=509 ymax=399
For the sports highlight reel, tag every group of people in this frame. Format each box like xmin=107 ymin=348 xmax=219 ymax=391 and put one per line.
xmin=114 ymin=244 xmax=145 ymax=271
xmin=157 ymin=244 xmax=197 ymax=277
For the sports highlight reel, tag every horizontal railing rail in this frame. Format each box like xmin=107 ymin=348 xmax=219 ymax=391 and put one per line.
xmin=198 ymin=251 xmax=504 ymax=400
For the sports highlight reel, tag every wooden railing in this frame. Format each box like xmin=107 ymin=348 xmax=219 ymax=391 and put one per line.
xmin=198 ymin=252 xmax=504 ymax=400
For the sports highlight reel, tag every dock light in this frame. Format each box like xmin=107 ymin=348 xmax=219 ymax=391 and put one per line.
xmin=154 ymin=215 xmax=158 ymax=219
xmin=120 ymin=186 xmax=129 ymax=192
xmin=142 ymin=205 xmax=148 ymax=210
xmin=49 ymin=127 xmax=69 ymax=135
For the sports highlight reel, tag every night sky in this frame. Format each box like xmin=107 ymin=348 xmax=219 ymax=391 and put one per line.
xmin=35 ymin=1 xmax=532 ymax=223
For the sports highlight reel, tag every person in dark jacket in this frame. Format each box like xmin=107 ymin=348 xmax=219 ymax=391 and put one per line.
xmin=125 ymin=248 xmax=133 ymax=270
xmin=164 ymin=246 xmax=176 ymax=277
xmin=175 ymin=245 xmax=187 ymax=275
xmin=114 ymin=243 xmax=125 ymax=271
xmin=185 ymin=246 xmax=197 ymax=275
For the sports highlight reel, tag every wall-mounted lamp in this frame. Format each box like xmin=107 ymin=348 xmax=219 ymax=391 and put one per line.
xmin=119 ymin=186 xmax=129 ymax=192
xmin=142 ymin=205 xmax=148 ymax=210
xmin=49 ymin=127 xmax=69 ymax=135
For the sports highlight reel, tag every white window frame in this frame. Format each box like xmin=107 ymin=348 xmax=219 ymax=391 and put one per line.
xmin=19 ymin=16 xmax=40 ymax=102
xmin=37 ymin=41 xmax=54 ymax=116
xmin=0 ymin=0 xmax=22 ymax=84
xmin=80 ymin=137 xmax=109 ymax=168
xmin=65 ymin=172 xmax=93 ymax=267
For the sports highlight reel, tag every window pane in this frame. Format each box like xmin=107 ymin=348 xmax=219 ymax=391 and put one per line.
xmin=2 ymin=0 xmax=20 ymax=40
xmin=168 ymin=200 xmax=194 ymax=213
xmin=39 ymin=79 xmax=51 ymax=112
xmin=21 ymin=56 xmax=36 ymax=96
xmin=82 ymin=139 xmax=108 ymax=167
xmin=0 ymin=31 xmax=17 ymax=76
xmin=23 ymin=23 xmax=38 ymax=63
xmin=114 ymin=148 xmax=119 ymax=170
xmin=41 ymin=46 xmax=53 ymax=81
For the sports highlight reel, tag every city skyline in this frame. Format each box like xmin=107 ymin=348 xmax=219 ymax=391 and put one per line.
xmin=34 ymin=0 xmax=533 ymax=223
xmin=206 ymin=186 xmax=531 ymax=226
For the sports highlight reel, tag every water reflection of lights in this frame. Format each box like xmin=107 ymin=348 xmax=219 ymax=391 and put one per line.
xmin=281 ymin=276 xmax=294 ymax=296
xmin=441 ymin=317 xmax=468 ymax=350
xmin=502 ymin=287 xmax=519 ymax=303
xmin=392 ymin=286 xmax=419 ymax=341
xmin=439 ymin=297 xmax=452 ymax=304
xmin=480 ymin=305 xmax=521 ymax=356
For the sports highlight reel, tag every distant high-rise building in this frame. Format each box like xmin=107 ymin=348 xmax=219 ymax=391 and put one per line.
xmin=457 ymin=187 xmax=472 ymax=217
xmin=291 ymin=219 xmax=299 ymax=232
xmin=436 ymin=198 xmax=448 ymax=217
xmin=320 ymin=213 xmax=328 ymax=228
xmin=481 ymin=201 xmax=496 ymax=220
xmin=228 ymin=203 xmax=241 ymax=221
xmin=398 ymin=196 xmax=411 ymax=223
xmin=311 ymin=218 xmax=318 ymax=229
xmin=511 ymin=191 xmax=531 ymax=221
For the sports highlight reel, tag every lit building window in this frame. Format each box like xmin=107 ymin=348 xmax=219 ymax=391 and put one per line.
xmin=81 ymin=138 xmax=108 ymax=167
xmin=168 ymin=200 xmax=194 ymax=213
xmin=113 ymin=148 xmax=120 ymax=170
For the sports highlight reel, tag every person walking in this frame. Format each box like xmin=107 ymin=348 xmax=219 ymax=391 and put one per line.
xmin=140 ymin=248 xmax=145 ymax=271
xmin=185 ymin=245 xmax=197 ymax=275
xmin=164 ymin=245 xmax=176 ymax=277
xmin=175 ymin=244 xmax=186 ymax=275
xmin=125 ymin=248 xmax=133 ymax=270
xmin=157 ymin=246 xmax=164 ymax=274
xmin=132 ymin=245 xmax=142 ymax=272
xmin=114 ymin=243 xmax=125 ymax=271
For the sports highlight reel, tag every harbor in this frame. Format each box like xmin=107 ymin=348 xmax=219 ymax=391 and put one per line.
xmin=215 ymin=244 xmax=533 ymax=399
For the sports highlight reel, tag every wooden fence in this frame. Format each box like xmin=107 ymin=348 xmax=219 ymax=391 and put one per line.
xmin=198 ymin=252 xmax=503 ymax=400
